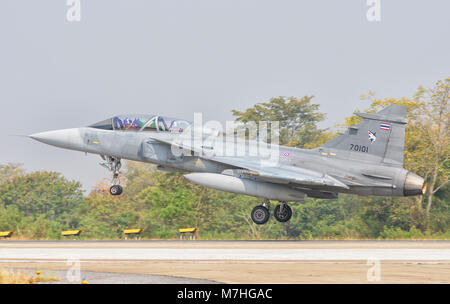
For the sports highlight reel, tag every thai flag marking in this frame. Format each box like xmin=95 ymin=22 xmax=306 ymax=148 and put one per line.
xmin=380 ymin=123 xmax=391 ymax=131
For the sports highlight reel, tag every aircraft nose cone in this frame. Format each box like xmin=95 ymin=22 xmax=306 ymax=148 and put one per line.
xmin=29 ymin=128 xmax=83 ymax=150
xmin=29 ymin=131 xmax=53 ymax=142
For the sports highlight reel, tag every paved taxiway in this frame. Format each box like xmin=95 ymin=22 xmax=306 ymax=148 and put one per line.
xmin=1 ymin=241 xmax=449 ymax=283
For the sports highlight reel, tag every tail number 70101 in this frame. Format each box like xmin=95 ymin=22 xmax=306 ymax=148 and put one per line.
xmin=350 ymin=144 xmax=369 ymax=153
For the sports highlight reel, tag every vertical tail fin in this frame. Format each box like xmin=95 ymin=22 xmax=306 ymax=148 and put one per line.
xmin=321 ymin=104 xmax=407 ymax=166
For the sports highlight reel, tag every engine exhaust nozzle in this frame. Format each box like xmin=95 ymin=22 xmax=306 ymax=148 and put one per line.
xmin=404 ymin=172 xmax=426 ymax=196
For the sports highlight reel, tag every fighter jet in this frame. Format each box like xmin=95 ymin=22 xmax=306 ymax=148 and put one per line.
xmin=29 ymin=104 xmax=426 ymax=225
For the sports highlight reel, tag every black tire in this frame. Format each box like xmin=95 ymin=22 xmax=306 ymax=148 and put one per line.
xmin=116 ymin=185 xmax=123 ymax=195
xmin=274 ymin=204 xmax=292 ymax=222
xmin=110 ymin=185 xmax=123 ymax=196
xmin=251 ymin=205 xmax=270 ymax=225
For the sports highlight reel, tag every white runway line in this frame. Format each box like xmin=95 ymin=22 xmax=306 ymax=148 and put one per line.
xmin=1 ymin=248 xmax=449 ymax=261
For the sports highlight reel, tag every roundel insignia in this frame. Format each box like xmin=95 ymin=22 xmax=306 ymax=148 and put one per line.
xmin=281 ymin=151 xmax=291 ymax=158
xmin=368 ymin=130 xmax=377 ymax=143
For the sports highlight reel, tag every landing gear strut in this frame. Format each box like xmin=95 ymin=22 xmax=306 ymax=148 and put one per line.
xmin=100 ymin=155 xmax=123 ymax=196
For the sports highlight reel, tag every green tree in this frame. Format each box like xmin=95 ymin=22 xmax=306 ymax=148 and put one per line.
xmin=121 ymin=161 xmax=160 ymax=197
xmin=232 ymin=96 xmax=329 ymax=147
xmin=0 ymin=163 xmax=24 ymax=184
xmin=0 ymin=171 xmax=84 ymax=224
xmin=413 ymin=78 xmax=449 ymax=218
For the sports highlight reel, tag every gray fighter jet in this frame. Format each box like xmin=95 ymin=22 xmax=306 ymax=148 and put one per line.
xmin=30 ymin=104 xmax=426 ymax=225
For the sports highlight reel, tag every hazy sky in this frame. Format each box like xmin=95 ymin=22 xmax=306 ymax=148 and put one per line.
xmin=1 ymin=0 xmax=449 ymax=192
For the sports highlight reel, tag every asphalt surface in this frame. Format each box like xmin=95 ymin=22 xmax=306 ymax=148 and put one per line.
xmin=1 ymin=240 xmax=449 ymax=261
xmin=5 ymin=268 xmax=218 ymax=284
xmin=1 ymin=241 xmax=449 ymax=283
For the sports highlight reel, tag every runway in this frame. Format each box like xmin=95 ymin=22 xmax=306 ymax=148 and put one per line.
xmin=2 ymin=247 xmax=450 ymax=261
xmin=1 ymin=241 xmax=449 ymax=283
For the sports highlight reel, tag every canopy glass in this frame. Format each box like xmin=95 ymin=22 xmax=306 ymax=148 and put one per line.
xmin=89 ymin=115 xmax=190 ymax=133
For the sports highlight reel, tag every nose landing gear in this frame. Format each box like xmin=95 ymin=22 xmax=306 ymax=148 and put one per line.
xmin=109 ymin=184 xmax=123 ymax=196
xmin=100 ymin=155 xmax=123 ymax=196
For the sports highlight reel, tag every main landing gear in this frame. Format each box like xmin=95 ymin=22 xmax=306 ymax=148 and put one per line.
xmin=100 ymin=155 xmax=123 ymax=196
xmin=251 ymin=204 xmax=270 ymax=225
xmin=274 ymin=202 xmax=292 ymax=223
xmin=250 ymin=200 xmax=292 ymax=225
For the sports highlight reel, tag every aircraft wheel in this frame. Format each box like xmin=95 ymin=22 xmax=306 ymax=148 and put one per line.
xmin=110 ymin=185 xmax=123 ymax=196
xmin=251 ymin=205 xmax=270 ymax=225
xmin=274 ymin=204 xmax=292 ymax=222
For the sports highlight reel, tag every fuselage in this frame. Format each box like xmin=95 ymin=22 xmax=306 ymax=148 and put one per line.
xmin=29 ymin=125 xmax=425 ymax=199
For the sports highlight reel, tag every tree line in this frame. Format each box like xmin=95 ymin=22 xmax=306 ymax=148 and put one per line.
xmin=0 ymin=78 xmax=448 ymax=240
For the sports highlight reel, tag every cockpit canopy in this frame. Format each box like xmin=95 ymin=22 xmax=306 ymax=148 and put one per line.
xmin=89 ymin=115 xmax=191 ymax=133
